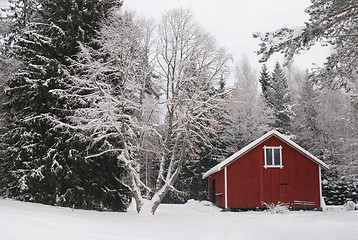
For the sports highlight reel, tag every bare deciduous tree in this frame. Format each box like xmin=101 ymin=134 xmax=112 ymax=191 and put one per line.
xmin=50 ymin=8 xmax=231 ymax=214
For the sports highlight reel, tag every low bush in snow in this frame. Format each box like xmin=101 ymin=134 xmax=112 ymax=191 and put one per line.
xmin=262 ymin=202 xmax=290 ymax=214
xmin=343 ymin=200 xmax=356 ymax=211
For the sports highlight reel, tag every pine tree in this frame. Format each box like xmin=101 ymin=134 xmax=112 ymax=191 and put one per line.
xmin=292 ymin=76 xmax=324 ymax=157
xmin=262 ymin=62 xmax=293 ymax=135
xmin=259 ymin=64 xmax=271 ymax=100
xmin=2 ymin=0 xmax=130 ymax=211
xmin=220 ymin=60 xmax=273 ymax=159
xmin=322 ymin=167 xmax=358 ymax=205
xmin=254 ymin=0 xmax=358 ymax=94
xmin=214 ymin=77 xmax=232 ymax=160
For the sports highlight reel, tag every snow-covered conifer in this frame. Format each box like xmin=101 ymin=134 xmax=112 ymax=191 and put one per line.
xmin=291 ymin=74 xmax=324 ymax=157
xmin=254 ymin=0 xmax=358 ymax=95
xmin=262 ymin=62 xmax=293 ymax=135
xmin=2 ymin=0 xmax=127 ymax=210
xmin=259 ymin=64 xmax=271 ymax=101
xmin=220 ymin=58 xmax=273 ymax=157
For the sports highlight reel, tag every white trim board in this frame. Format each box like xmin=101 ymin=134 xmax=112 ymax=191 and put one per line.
xmin=319 ymin=165 xmax=323 ymax=208
xmin=224 ymin=167 xmax=228 ymax=209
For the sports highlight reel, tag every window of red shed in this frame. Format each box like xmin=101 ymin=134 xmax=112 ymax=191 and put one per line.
xmin=263 ymin=146 xmax=283 ymax=168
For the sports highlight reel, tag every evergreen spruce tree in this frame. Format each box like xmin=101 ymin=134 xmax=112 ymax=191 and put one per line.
xmin=2 ymin=0 xmax=130 ymax=211
xmin=214 ymin=77 xmax=232 ymax=160
xmin=261 ymin=62 xmax=293 ymax=135
xmin=292 ymin=76 xmax=324 ymax=157
xmin=322 ymin=167 xmax=358 ymax=205
xmin=220 ymin=60 xmax=273 ymax=158
xmin=259 ymin=64 xmax=271 ymax=100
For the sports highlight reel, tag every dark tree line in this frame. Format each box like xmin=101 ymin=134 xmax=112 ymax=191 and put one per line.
xmin=0 ymin=0 xmax=130 ymax=211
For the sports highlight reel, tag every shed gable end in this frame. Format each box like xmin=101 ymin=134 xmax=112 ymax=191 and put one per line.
xmin=203 ymin=130 xmax=328 ymax=179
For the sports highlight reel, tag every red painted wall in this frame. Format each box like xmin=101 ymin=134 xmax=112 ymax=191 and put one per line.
xmin=208 ymin=169 xmax=225 ymax=208
xmin=209 ymin=135 xmax=321 ymax=209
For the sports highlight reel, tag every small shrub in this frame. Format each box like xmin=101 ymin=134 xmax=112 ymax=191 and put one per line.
xmin=262 ymin=201 xmax=290 ymax=214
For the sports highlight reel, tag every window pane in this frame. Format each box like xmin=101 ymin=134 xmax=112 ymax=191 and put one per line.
xmin=274 ymin=149 xmax=281 ymax=166
xmin=266 ymin=149 xmax=272 ymax=165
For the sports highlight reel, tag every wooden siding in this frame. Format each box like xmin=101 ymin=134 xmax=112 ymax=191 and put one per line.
xmin=211 ymin=135 xmax=321 ymax=209
xmin=208 ymin=169 xmax=225 ymax=208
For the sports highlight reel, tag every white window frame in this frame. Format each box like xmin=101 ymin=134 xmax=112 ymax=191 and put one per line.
xmin=263 ymin=146 xmax=283 ymax=169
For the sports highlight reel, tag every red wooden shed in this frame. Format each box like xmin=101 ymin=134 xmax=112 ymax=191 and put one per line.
xmin=203 ymin=130 xmax=329 ymax=210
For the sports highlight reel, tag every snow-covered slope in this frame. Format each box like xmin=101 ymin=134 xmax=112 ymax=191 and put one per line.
xmin=0 ymin=198 xmax=358 ymax=240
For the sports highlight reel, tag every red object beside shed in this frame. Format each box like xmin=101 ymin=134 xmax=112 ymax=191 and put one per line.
xmin=203 ymin=130 xmax=329 ymax=210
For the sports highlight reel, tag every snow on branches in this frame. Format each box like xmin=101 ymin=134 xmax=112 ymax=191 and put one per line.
xmin=254 ymin=0 xmax=358 ymax=92
xmin=50 ymin=8 xmax=231 ymax=215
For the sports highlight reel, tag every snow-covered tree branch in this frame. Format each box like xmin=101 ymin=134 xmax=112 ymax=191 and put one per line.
xmin=253 ymin=0 xmax=358 ymax=92
xmin=50 ymin=7 xmax=231 ymax=215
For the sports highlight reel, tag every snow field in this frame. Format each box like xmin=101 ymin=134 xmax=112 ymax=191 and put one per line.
xmin=1 ymin=198 xmax=358 ymax=240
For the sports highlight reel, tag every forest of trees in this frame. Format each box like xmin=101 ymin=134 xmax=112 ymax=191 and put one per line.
xmin=0 ymin=0 xmax=357 ymax=214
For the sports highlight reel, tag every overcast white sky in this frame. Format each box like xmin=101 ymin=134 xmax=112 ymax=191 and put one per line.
xmin=123 ymin=0 xmax=327 ymax=72
xmin=0 ymin=0 xmax=327 ymax=72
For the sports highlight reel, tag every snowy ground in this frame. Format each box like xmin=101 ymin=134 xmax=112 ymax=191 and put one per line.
xmin=1 ymin=198 xmax=358 ymax=240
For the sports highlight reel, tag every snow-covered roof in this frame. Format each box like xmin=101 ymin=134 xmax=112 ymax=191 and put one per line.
xmin=202 ymin=130 xmax=329 ymax=179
